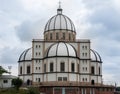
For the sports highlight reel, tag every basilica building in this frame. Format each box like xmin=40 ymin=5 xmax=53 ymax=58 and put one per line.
xmin=18 ymin=5 xmax=114 ymax=94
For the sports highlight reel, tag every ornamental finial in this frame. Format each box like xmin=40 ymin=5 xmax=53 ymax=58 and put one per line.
xmin=59 ymin=0 xmax=61 ymax=9
xmin=57 ymin=0 xmax=62 ymax=14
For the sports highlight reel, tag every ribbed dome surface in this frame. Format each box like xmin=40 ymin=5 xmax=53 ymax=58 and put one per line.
xmin=46 ymin=42 xmax=77 ymax=58
xmin=90 ymin=49 xmax=102 ymax=62
xmin=44 ymin=8 xmax=76 ymax=32
xmin=18 ymin=48 xmax=32 ymax=62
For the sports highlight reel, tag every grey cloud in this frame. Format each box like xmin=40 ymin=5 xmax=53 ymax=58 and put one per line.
xmin=88 ymin=6 xmax=120 ymax=31
xmin=0 ymin=47 xmax=22 ymax=64
xmin=77 ymin=0 xmax=120 ymax=40
xmin=16 ymin=19 xmax=45 ymax=42
xmin=82 ymin=0 xmax=110 ymax=9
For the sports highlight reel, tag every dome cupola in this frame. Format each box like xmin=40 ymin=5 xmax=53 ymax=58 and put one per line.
xmin=44 ymin=5 xmax=76 ymax=41
xmin=45 ymin=42 xmax=77 ymax=58
xmin=18 ymin=48 xmax=32 ymax=62
xmin=90 ymin=49 xmax=102 ymax=63
xmin=44 ymin=9 xmax=76 ymax=32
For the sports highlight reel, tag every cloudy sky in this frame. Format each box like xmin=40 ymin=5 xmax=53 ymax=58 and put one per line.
xmin=0 ymin=0 xmax=120 ymax=85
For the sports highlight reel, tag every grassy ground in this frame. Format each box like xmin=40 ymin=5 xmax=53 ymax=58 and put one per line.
xmin=0 ymin=87 xmax=39 ymax=94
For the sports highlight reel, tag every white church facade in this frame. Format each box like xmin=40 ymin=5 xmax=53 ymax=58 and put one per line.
xmin=18 ymin=5 xmax=114 ymax=94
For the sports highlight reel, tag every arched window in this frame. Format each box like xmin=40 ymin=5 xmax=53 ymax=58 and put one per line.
xmin=71 ymin=63 xmax=75 ymax=72
xmin=91 ymin=80 xmax=95 ymax=85
xmin=99 ymin=67 xmax=100 ymax=75
xmin=91 ymin=66 xmax=95 ymax=74
xmin=50 ymin=33 xmax=52 ymax=40
xmin=38 ymin=78 xmax=41 ymax=82
xmin=50 ymin=62 xmax=54 ymax=72
xmin=63 ymin=33 xmax=65 ymax=40
xmin=83 ymin=78 xmax=84 ymax=82
xmin=73 ymin=35 xmax=75 ymax=41
xmin=27 ymin=66 xmax=30 ymax=74
xmin=27 ymin=79 xmax=30 ymax=85
xmin=20 ymin=66 xmax=22 ymax=74
xmin=56 ymin=32 xmax=59 ymax=40
xmin=60 ymin=62 xmax=65 ymax=72
xmin=69 ymin=33 xmax=71 ymax=40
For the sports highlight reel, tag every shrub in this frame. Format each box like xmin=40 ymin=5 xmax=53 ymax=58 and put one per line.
xmin=12 ymin=78 xmax=23 ymax=91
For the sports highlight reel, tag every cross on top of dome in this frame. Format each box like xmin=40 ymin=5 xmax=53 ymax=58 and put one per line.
xmin=59 ymin=1 xmax=61 ymax=9
xmin=57 ymin=1 xmax=62 ymax=14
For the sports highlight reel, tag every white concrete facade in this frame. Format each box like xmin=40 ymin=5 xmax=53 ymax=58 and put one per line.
xmin=0 ymin=75 xmax=17 ymax=88
xmin=18 ymin=7 xmax=103 ymax=86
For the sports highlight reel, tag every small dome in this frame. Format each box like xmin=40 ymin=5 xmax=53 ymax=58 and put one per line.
xmin=90 ymin=49 xmax=102 ymax=63
xmin=44 ymin=8 xmax=76 ymax=32
xmin=45 ymin=42 xmax=77 ymax=58
xmin=18 ymin=48 xmax=32 ymax=62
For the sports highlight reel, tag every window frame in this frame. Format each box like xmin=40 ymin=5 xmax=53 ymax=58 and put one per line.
xmin=50 ymin=62 xmax=54 ymax=72
xmin=60 ymin=62 xmax=65 ymax=72
xmin=71 ymin=63 xmax=75 ymax=72
xmin=27 ymin=66 xmax=30 ymax=74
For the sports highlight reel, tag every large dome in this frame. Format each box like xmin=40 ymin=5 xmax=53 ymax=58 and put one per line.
xmin=44 ymin=8 xmax=76 ymax=32
xmin=45 ymin=42 xmax=77 ymax=58
xmin=18 ymin=48 xmax=32 ymax=62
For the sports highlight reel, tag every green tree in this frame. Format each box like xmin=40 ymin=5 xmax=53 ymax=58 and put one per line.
xmin=12 ymin=77 xmax=23 ymax=91
xmin=0 ymin=66 xmax=8 ymax=75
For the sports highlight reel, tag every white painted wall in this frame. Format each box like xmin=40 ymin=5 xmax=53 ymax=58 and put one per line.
xmin=47 ymin=74 xmax=56 ymax=81
xmin=33 ymin=74 xmax=43 ymax=82
xmin=0 ymin=79 xmax=13 ymax=88
xmin=33 ymin=60 xmax=42 ymax=73
xmin=33 ymin=42 xmax=43 ymax=58
xmin=80 ymin=75 xmax=90 ymax=82
xmin=91 ymin=76 xmax=97 ymax=83
xmin=69 ymin=74 xmax=77 ymax=81
xmin=79 ymin=42 xmax=90 ymax=59
xmin=19 ymin=40 xmax=103 ymax=85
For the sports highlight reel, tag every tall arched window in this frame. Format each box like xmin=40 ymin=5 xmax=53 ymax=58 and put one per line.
xmin=50 ymin=62 xmax=54 ymax=72
xmin=50 ymin=33 xmax=52 ymax=40
xmin=56 ymin=32 xmax=59 ymax=40
xmin=60 ymin=62 xmax=65 ymax=72
xmin=69 ymin=33 xmax=71 ymax=40
xmin=91 ymin=66 xmax=95 ymax=74
xmin=63 ymin=33 xmax=65 ymax=40
xmin=20 ymin=66 xmax=22 ymax=74
xmin=27 ymin=66 xmax=30 ymax=74
xmin=99 ymin=67 xmax=100 ymax=75
xmin=91 ymin=80 xmax=95 ymax=85
xmin=71 ymin=63 xmax=75 ymax=72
